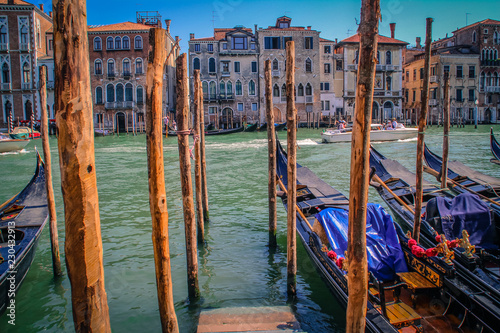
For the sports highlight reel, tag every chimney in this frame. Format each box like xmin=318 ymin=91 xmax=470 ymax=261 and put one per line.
xmin=175 ymin=36 xmax=179 ymax=43
xmin=141 ymin=18 xmax=146 ymax=25
xmin=165 ymin=19 xmax=171 ymax=34
xmin=390 ymin=23 xmax=395 ymax=39
xmin=190 ymin=33 xmax=195 ymax=40
xmin=39 ymin=4 xmax=44 ymax=11
xmin=335 ymin=38 xmax=338 ymax=43
xmin=416 ymin=37 xmax=421 ymax=48
xmin=307 ymin=26 xmax=311 ymax=30
xmin=49 ymin=11 xmax=52 ymax=18
xmin=254 ymin=24 xmax=257 ymax=34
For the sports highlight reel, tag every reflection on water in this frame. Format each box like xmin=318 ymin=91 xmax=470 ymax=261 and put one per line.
xmin=0 ymin=126 xmax=499 ymax=332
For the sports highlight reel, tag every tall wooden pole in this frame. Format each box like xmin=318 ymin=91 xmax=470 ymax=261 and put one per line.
xmin=53 ymin=0 xmax=111 ymax=331
xmin=146 ymin=28 xmax=180 ymax=333
xmin=176 ymin=53 xmax=200 ymax=300
xmin=413 ymin=18 xmax=433 ymax=243
xmin=441 ymin=72 xmax=450 ymax=189
xmin=199 ymin=78 xmax=209 ymax=222
xmin=265 ymin=59 xmax=277 ymax=247
xmin=30 ymin=112 xmax=34 ymax=138
xmin=39 ymin=66 xmax=62 ymax=277
xmin=285 ymin=41 xmax=297 ymax=296
xmin=346 ymin=1 xmax=380 ymax=332
xmin=193 ymin=70 xmax=204 ymax=243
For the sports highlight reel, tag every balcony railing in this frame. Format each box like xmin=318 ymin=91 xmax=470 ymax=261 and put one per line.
xmin=385 ymin=65 xmax=394 ymax=71
xmin=21 ymin=83 xmax=31 ymax=90
xmin=272 ymin=70 xmax=280 ymax=77
xmin=486 ymin=86 xmax=500 ymax=93
xmin=1 ymin=82 xmax=11 ymax=90
xmin=0 ymin=43 xmax=8 ymax=51
xmin=347 ymin=64 xmax=357 ymax=71
xmin=306 ymin=96 xmax=313 ymax=103
xmin=429 ymin=99 xmax=438 ymax=106
xmin=19 ymin=43 xmax=29 ymax=51
xmin=280 ymin=96 xmax=286 ymax=102
xmin=430 ymin=76 xmax=437 ymax=83
xmin=107 ymin=72 xmax=115 ymax=79
xmin=105 ymin=102 xmax=115 ymax=109
xmin=123 ymin=71 xmax=131 ymax=78
xmin=221 ymin=71 xmax=230 ymax=77
xmin=219 ymin=94 xmax=234 ymax=100
xmin=376 ymin=64 xmax=385 ymax=71
xmin=481 ymin=60 xmax=500 ymax=67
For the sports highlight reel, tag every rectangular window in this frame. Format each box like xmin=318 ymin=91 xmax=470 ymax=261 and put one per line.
xmin=283 ymin=36 xmax=292 ymax=49
xmin=419 ymin=68 xmax=424 ymax=80
xmin=324 ymin=63 xmax=331 ymax=73
xmin=194 ymin=44 xmax=200 ymax=52
xmin=304 ymin=37 xmax=313 ymax=49
xmin=207 ymin=44 xmax=213 ymax=52
xmin=336 ymin=60 xmax=343 ymax=71
xmin=469 ymin=88 xmax=475 ymax=101
xmin=320 ymin=82 xmax=330 ymax=91
xmin=412 ymin=90 xmax=416 ymax=102
xmin=222 ymin=61 xmax=230 ymax=73
xmin=95 ymin=62 xmax=102 ymax=75
xmin=48 ymin=39 xmax=53 ymax=51
xmin=223 ymin=43 xmax=227 ymax=50
xmin=405 ymin=89 xmax=409 ymax=102
xmin=208 ymin=106 xmax=217 ymax=114
xmin=320 ymin=83 xmax=323 ymax=91
xmin=324 ymin=45 xmax=331 ymax=54
xmin=234 ymin=61 xmax=240 ymax=73
xmin=413 ymin=69 xmax=416 ymax=80
xmin=456 ymin=65 xmax=463 ymax=78
xmin=251 ymin=61 xmax=257 ymax=73
xmin=232 ymin=37 xmax=247 ymax=50
xmin=469 ymin=65 xmax=475 ymax=78
xmin=321 ymin=101 xmax=324 ymax=111
xmin=431 ymin=88 xmax=437 ymax=99
xmin=444 ymin=65 xmax=450 ymax=74
xmin=252 ymin=103 xmax=257 ymax=111
xmin=250 ymin=43 xmax=255 ymax=50
xmin=325 ymin=100 xmax=330 ymax=110
xmin=456 ymin=89 xmax=463 ymax=102
xmin=406 ymin=70 xmax=409 ymax=81
xmin=264 ymin=37 xmax=280 ymax=49
xmin=237 ymin=103 xmax=243 ymax=111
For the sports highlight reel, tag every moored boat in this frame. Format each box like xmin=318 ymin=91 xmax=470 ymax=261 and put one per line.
xmin=274 ymin=122 xmax=287 ymax=131
xmin=0 ymin=134 xmax=29 ymax=153
xmin=244 ymin=123 xmax=258 ymax=132
xmin=321 ymin=123 xmax=417 ymax=143
xmin=490 ymin=128 xmax=500 ymax=165
xmin=9 ymin=127 xmax=41 ymax=140
xmin=0 ymin=153 xmax=48 ymax=314
xmin=276 ymin=140 xmax=495 ymax=332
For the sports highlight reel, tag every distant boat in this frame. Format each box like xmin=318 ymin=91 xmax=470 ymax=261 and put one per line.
xmin=0 ymin=153 xmax=48 ymax=314
xmin=258 ymin=123 xmax=267 ymax=131
xmin=490 ymin=128 xmax=500 ymax=165
xmin=244 ymin=123 xmax=258 ymax=132
xmin=94 ymin=128 xmax=110 ymax=137
xmin=274 ymin=122 xmax=286 ymax=131
xmin=9 ymin=127 xmax=41 ymax=140
xmin=205 ymin=126 xmax=244 ymax=136
xmin=0 ymin=134 xmax=29 ymax=153
xmin=321 ymin=123 xmax=417 ymax=143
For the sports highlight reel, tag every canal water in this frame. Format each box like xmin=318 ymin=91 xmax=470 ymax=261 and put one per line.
xmin=1 ymin=125 xmax=499 ymax=332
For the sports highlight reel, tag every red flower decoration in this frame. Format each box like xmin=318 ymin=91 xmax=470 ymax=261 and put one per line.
xmin=426 ymin=248 xmax=438 ymax=257
xmin=336 ymin=257 xmax=345 ymax=270
xmin=435 ymin=235 xmax=442 ymax=243
xmin=327 ymin=250 xmax=337 ymax=260
xmin=447 ymin=240 xmax=458 ymax=249
xmin=411 ymin=245 xmax=425 ymax=258
xmin=408 ymin=239 xmax=417 ymax=248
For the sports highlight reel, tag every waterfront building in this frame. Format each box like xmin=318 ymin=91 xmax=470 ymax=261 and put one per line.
xmin=0 ymin=0 xmax=53 ymax=127
xmin=88 ymin=12 xmax=179 ymax=132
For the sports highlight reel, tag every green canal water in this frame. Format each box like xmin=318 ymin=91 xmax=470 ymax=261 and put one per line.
xmin=1 ymin=125 xmax=500 ymax=332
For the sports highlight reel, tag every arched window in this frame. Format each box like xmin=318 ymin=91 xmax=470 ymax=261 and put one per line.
xmin=22 ymin=62 xmax=30 ymax=83
xmin=116 ymin=83 xmax=124 ymax=102
xmin=136 ymin=86 xmax=144 ymax=103
xmin=480 ymin=72 xmax=485 ymax=90
xmin=226 ymin=81 xmax=232 ymax=96
xmin=281 ymin=84 xmax=286 ymax=98
xmin=494 ymin=72 xmax=499 ymax=87
xmin=487 ymin=72 xmax=492 ymax=87
xmin=114 ymin=36 xmax=121 ymax=49
xmin=482 ymin=49 xmax=486 ymax=60
xmin=494 ymin=31 xmax=499 ymax=45
xmin=208 ymin=58 xmax=216 ymax=73
xmin=24 ymin=100 xmax=32 ymax=120
xmin=272 ymin=59 xmax=279 ymax=71
xmin=134 ymin=36 xmax=143 ymax=49
xmin=4 ymin=100 xmax=11 ymax=121
xmin=305 ymin=83 xmax=312 ymax=95
xmin=94 ymin=59 xmax=102 ymax=75
xmin=193 ymin=58 xmax=200 ymax=70
xmin=386 ymin=51 xmax=392 ymax=65
xmin=2 ymin=63 xmax=9 ymax=83
xmin=472 ymin=31 xmax=477 ymax=43
xmin=94 ymin=37 xmax=102 ymax=50
xmin=125 ymin=83 xmax=133 ymax=101
xmin=202 ymin=81 xmax=208 ymax=99
xmin=305 ymin=58 xmax=312 ymax=72
xmin=122 ymin=36 xmax=130 ymax=49
xmin=376 ymin=51 xmax=380 ymax=64
xmin=297 ymin=83 xmax=304 ymax=96
xmin=135 ymin=58 xmax=143 ymax=74
xmin=106 ymin=36 xmax=113 ymax=49
xmin=106 ymin=83 xmax=114 ymax=102
xmin=235 ymin=80 xmax=242 ymax=96
xmin=219 ymin=81 xmax=225 ymax=97
xmin=490 ymin=49 xmax=494 ymax=61
xmin=495 ymin=49 xmax=499 ymax=60
xmin=20 ymin=25 xmax=28 ymax=45
xmin=0 ymin=24 xmax=7 ymax=45
xmin=123 ymin=59 xmax=131 ymax=75
xmin=273 ymin=84 xmax=279 ymax=97
xmin=107 ymin=59 xmax=115 ymax=76
xmin=248 ymin=80 xmax=255 ymax=96
xmin=355 ymin=50 xmax=359 ymax=64
xmin=96 ymin=87 xmax=103 ymax=104
xmin=386 ymin=76 xmax=392 ymax=90
xmin=209 ymin=81 xmax=216 ymax=99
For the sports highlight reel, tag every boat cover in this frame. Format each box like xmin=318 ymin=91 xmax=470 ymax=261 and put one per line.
xmin=315 ymin=203 xmax=408 ymax=281
xmin=425 ymin=192 xmax=497 ymax=250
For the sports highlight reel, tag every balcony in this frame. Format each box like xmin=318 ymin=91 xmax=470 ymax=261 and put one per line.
xmin=429 ymin=99 xmax=438 ymax=106
xmin=280 ymin=96 xmax=286 ymax=102
xmin=219 ymin=93 xmax=234 ymax=101
xmin=430 ymin=76 xmax=438 ymax=83
xmin=306 ymin=96 xmax=313 ymax=103
xmin=221 ymin=71 xmax=230 ymax=77
xmin=385 ymin=65 xmax=394 ymax=71
xmin=107 ymin=72 xmax=115 ymax=79
xmin=347 ymin=64 xmax=357 ymax=71
xmin=486 ymin=86 xmax=500 ymax=93
xmin=123 ymin=71 xmax=131 ymax=79
xmin=19 ymin=43 xmax=29 ymax=51
xmin=21 ymin=83 xmax=31 ymax=90
xmin=1 ymin=82 xmax=11 ymax=90
xmin=481 ymin=60 xmax=500 ymax=67
xmin=0 ymin=43 xmax=8 ymax=51
xmin=272 ymin=70 xmax=280 ymax=77
xmin=105 ymin=102 xmax=115 ymax=109
xmin=47 ymin=81 xmax=54 ymax=89
xmin=376 ymin=64 xmax=385 ymax=71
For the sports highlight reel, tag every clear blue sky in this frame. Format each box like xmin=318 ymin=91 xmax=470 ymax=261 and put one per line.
xmin=76 ymin=0 xmax=499 ymax=51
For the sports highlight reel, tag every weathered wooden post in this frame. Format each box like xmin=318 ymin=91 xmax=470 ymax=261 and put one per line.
xmin=413 ymin=17 xmax=433 ymax=243
xmin=441 ymin=72 xmax=450 ymax=189
xmin=30 ymin=112 xmax=34 ymax=138
xmin=265 ymin=59 xmax=277 ymax=247
xmin=146 ymin=28 xmax=180 ymax=333
xmin=346 ymin=1 xmax=380 ymax=332
xmin=53 ymin=0 xmax=111 ymax=331
xmin=176 ymin=53 xmax=200 ymax=300
xmin=193 ymin=69 xmax=204 ymax=243
xmin=198 ymin=79 xmax=209 ymax=222
xmin=285 ymin=41 xmax=297 ymax=295
xmin=39 ymin=65 xmax=62 ymax=277
xmin=8 ymin=111 xmax=12 ymax=134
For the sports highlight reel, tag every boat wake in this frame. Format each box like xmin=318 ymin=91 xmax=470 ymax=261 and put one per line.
xmin=207 ymin=139 xmax=267 ymax=150
xmin=297 ymin=138 xmax=321 ymax=146
xmin=0 ymin=148 xmax=29 ymax=155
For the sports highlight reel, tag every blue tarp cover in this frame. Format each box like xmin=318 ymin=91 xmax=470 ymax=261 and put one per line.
xmin=425 ymin=192 xmax=497 ymax=250
xmin=315 ymin=204 xmax=408 ymax=281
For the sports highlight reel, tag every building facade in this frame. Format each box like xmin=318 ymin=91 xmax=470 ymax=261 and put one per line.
xmin=88 ymin=13 xmax=179 ymax=132
xmin=0 ymin=0 xmax=53 ymax=128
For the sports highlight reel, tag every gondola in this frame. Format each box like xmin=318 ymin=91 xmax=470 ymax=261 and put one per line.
xmin=369 ymin=146 xmax=500 ymax=329
xmin=244 ymin=123 xmax=258 ymax=132
xmin=258 ymin=123 xmax=267 ymax=132
xmin=167 ymin=126 xmax=244 ymax=137
xmin=0 ymin=134 xmax=29 ymax=153
xmin=490 ymin=128 xmax=500 ymax=165
xmin=276 ymin=140 xmax=495 ymax=332
xmin=274 ymin=122 xmax=287 ymax=131
xmin=0 ymin=153 xmax=48 ymax=314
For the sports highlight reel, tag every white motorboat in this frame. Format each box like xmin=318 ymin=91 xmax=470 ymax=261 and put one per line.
xmin=321 ymin=124 xmax=417 ymax=143
xmin=0 ymin=133 xmax=29 ymax=153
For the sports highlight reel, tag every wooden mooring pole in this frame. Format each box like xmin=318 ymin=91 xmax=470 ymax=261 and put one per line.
xmin=441 ymin=72 xmax=450 ymax=189
xmin=146 ymin=28 xmax=180 ymax=333
xmin=285 ymin=41 xmax=297 ymax=296
xmin=413 ymin=17 xmax=433 ymax=243
xmin=39 ymin=65 xmax=62 ymax=277
xmin=199 ymin=79 xmax=209 ymax=222
xmin=176 ymin=53 xmax=200 ymax=300
xmin=193 ymin=69 xmax=204 ymax=244
xmin=53 ymin=0 xmax=111 ymax=330
xmin=346 ymin=1 xmax=380 ymax=332
xmin=265 ymin=59 xmax=277 ymax=247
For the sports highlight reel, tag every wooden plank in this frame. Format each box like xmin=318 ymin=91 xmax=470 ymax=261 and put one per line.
xmin=397 ymin=272 xmax=438 ymax=289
